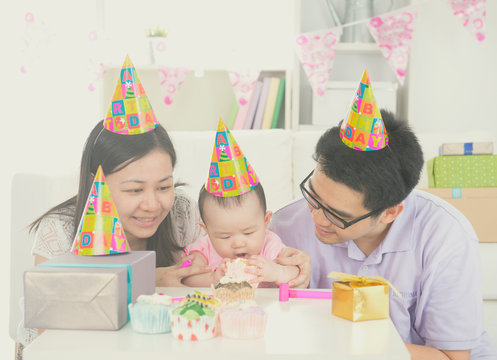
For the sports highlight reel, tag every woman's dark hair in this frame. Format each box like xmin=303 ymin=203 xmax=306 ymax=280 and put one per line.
xmin=314 ymin=109 xmax=424 ymax=213
xmin=198 ymin=183 xmax=267 ymax=224
xmin=30 ymin=120 xmax=182 ymax=267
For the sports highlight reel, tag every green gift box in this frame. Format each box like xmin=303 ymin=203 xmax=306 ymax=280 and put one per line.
xmin=427 ymin=155 xmax=497 ymax=188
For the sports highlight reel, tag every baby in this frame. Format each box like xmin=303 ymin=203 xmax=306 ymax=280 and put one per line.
xmin=182 ymin=183 xmax=300 ymax=287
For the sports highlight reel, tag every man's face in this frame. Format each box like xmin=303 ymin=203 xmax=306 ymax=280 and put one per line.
xmin=302 ymin=166 xmax=382 ymax=245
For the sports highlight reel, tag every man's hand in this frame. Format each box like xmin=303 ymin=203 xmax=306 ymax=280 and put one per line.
xmin=274 ymin=247 xmax=311 ymax=288
xmin=405 ymin=342 xmax=470 ymax=360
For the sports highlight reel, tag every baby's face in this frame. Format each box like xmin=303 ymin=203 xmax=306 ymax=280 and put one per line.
xmin=202 ymin=191 xmax=270 ymax=259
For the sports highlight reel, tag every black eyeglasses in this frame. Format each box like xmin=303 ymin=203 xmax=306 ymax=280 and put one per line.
xmin=299 ymin=170 xmax=381 ymax=230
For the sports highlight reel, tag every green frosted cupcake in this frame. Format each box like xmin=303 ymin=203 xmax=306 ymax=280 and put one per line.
xmin=170 ymin=291 xmax=220 ymax=341
xmin=128 ymin=293 xmax=175 ymax=334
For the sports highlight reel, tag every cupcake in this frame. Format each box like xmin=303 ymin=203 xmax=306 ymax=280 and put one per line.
xmin=214 ymin=258 xmax=257 ymax=304
xmin=224 ymin=258 xmax=258 ymax=287
xmin=170 ymin=291 xmax=220 ymax=341
xmin=218 ymin=300 xmax=267 ymax=339
xmin=214 ymin=281 xmax=255 ymax=304
xmin=128 ymin=293 xmax=174 ymax=334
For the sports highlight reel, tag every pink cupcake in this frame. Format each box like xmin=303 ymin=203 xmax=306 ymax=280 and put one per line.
xmin=218 ymin=300 xmax=267 ymax=339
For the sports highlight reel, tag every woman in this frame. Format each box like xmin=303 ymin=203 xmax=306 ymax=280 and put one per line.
xmin=29 ymin=120 xmax=212 ymax=285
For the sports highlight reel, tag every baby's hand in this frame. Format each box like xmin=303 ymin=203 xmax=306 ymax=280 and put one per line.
xmin=246 ymin=255 xmax=280 ymax=284
xmin=214 ymin=258 xmax=229 ymax=283
xmin=181 ymin=251 xmax=208 ymax=270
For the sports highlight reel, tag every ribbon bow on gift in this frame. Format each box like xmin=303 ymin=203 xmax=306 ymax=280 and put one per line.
xmin=327 ymin=271 xmax=402 ymax=298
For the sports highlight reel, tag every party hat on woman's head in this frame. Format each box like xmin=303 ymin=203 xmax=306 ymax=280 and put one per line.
xmin=104 ymin=55 xmax=159 ymax=135
xmin=205 ymin=118 xmax=259 ymax=197
xmin=71 ymin=166 xmax=129 ymax=255
xmin=339 ymin=69 xmax=389 ymax=151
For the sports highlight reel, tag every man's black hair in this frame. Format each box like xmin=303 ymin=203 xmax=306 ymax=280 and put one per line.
xmin=314 ymin=109 xmax=424 ymax=212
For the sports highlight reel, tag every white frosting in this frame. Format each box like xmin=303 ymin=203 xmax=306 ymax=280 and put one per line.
xmin=219 ymin=258 xmax=257 ymax=285
xmin=137 ymin=293 xmax=172 ymax=305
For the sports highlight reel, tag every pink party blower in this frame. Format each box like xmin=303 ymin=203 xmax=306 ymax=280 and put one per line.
xmin=278 ymin=283 xmax=332 ymax=302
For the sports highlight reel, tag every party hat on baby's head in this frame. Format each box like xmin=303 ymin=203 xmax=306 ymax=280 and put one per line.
xmin=104 ymin=55 xmax=159 ymax=135
xmin=205 ymin=118 xmax=259 ymax=197
xmin=71 ymin=166 xmax=129 ymax=255
xmin=339 ymin=69 xmax=389 ymax=151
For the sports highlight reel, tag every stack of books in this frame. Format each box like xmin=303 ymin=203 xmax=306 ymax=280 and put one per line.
xmin=227 ymin=75 xmax=285 ymax=130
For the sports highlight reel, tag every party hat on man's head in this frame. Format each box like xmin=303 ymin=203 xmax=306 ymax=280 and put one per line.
xmin=205 ymin=118 xmax=259 ymax=197
xmin=339 ymin=69 xmax=389 ymax=151
xmin=104 ymin=55 xmax=159 ymax=135
xmin=71 ymin=166 xmax=129 ymax=255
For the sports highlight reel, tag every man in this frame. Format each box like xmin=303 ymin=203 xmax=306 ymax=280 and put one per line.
xmin=270 ymin=107 xmax=497 ymax=359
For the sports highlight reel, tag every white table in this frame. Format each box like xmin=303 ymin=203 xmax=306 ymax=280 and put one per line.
xmin=24 ymin=287 xmax=410 ymax=360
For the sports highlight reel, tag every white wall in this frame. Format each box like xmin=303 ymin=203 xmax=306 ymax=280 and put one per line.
xmin=408 ymin=0 xmax=497 ymax=136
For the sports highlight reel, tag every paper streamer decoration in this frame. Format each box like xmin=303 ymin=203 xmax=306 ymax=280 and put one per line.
xmin=205 ymin=118 xmax=259 ymax=197
xmin=445 ymin=0 xmax=486 ymax=42
xmin=294 ymin=28 xmax=342 ymax=97
xmin=104 ymin=55 xmax=159 ymax=134
xmin=157 ymin=66 xmax=190 ymax=106
xmin=20 ymin=12 xmax=54 ymax=74
xmin=87 ymin=31 xmax=108 ymax=92
xmin=88 ymin=61 xmax=108 ymax=92
xmin=228 ymin=70 xmax=260 ymax=129
xmin=340 ymin=69 xmax=389 ymax=151
xmin=71 ymin=166 xmax=130 ymax=255
xmin=367 ymin=6 xmax=418 ymax=85
xmin=149 ymin=37 xmax=167 ymax=64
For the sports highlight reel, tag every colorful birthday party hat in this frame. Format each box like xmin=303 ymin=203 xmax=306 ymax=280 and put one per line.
xmin=71 ymin=166 xmax=129 ymax=255
xmin=339 ymin=69 xmax=389 ymax=151
xmin=104 ymin=55 xmax=159 ymax=135
xmin=205 ymin=118 xmax=259 ymax=197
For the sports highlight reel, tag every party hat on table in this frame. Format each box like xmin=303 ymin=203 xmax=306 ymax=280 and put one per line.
xmin=71 ymin=165 xmax=129 ymax=255
xmin=205 ymin=118 xmax=259 ymax=197
xmin=339 ymin=69 xmax=389 ymax=151
xmin=104 ymin=55 xmax=159 ymax=135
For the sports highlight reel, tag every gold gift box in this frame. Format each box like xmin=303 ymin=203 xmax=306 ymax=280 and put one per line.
xmin=328 ymin=272 xmax=401 ymax=322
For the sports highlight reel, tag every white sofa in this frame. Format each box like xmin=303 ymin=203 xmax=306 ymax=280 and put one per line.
xmin=10 ymin=129 xmax=497 ymax=345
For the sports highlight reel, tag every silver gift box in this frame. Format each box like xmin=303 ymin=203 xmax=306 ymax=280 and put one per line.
xmin=24 ymin=251 xmax=155 ymax=330
xmin=439 ymin=142 xmax=494 ymax=155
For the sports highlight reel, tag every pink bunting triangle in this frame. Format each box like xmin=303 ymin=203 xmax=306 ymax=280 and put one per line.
xmin=228 ymin=70 xmax=260 ymax=129
xmin=294 ymin=28 xmax=342 ymax=97
xmin=445 ymin=0 xmax=486 ymax=42
xmin=157 ymin=66 xmax=191 ymax=106
xmin=367 ymin=6 xmax=418 ymax=86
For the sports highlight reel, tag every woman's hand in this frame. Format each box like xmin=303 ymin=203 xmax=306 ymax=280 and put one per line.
xmin=155 ymin=254 xmax=212 ymax=287
xmin=274 ymin=247 xmax=311 ymax=288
